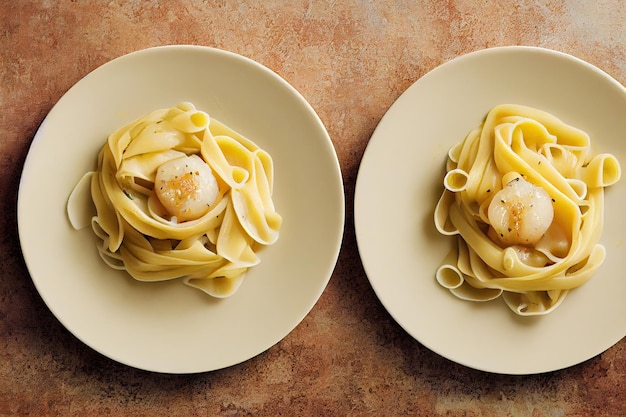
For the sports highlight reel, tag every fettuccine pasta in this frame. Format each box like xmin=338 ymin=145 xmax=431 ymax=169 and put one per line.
xmin=434 ymin=104 xmax=620 ymax=315
xmin=68 ymin=102 xmax=282 ymax=298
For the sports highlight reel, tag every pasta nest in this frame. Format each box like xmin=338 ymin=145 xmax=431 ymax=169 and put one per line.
xmin=73 ymin=102 xmax=281 ymax=298
xmin=434 ymin=104 xmax=620 ymax=315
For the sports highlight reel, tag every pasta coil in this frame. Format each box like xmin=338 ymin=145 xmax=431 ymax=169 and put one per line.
xmin=434 ymin=104 xmax=620 ymax=315
xmin=69 ymin=102 xmax=281 ymax=298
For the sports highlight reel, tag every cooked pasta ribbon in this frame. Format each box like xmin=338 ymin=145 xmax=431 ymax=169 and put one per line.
xmin=68 ymin=102 xmax=282 ymax=298
xmin=434 ymin=104 xmax=620 ymax=315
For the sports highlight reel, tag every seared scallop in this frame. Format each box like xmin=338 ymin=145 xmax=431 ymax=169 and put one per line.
xmin=487 ymin=176 xmax=554 ymax=246
xmin=154 ymin=154 xmax=219 ymax=222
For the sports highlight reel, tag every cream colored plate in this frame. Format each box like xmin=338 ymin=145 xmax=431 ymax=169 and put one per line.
xmin=355 ymin=46 xmax=626 ymax=374
xmin=18 ymin=46 xmax=344 ymax=373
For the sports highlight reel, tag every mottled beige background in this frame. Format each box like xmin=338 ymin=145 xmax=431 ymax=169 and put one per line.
xmin=1 ymin=1 xmax=624 ymax=416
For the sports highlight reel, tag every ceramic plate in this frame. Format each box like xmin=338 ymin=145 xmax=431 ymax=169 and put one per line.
xmin=18 ymin=45 xmax=344 ymax=373
xmin=355 ymin=46 xmax=625 ymax=374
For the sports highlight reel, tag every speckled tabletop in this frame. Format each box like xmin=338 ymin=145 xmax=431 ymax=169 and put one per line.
xmin=1 ymin=1 xmax=625 ymax=416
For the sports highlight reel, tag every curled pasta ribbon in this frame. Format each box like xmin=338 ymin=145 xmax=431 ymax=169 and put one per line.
xmin=433 ymin=104 xmax=620 ymax=316
xmin=68 ymin=102 xmax=282 ymax=298
xmin=443 ymin=169 xmax=469 ymax=192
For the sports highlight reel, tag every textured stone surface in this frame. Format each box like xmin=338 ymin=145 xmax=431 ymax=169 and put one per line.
xmin=1 ymin=1 xmax=624 ymax=416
